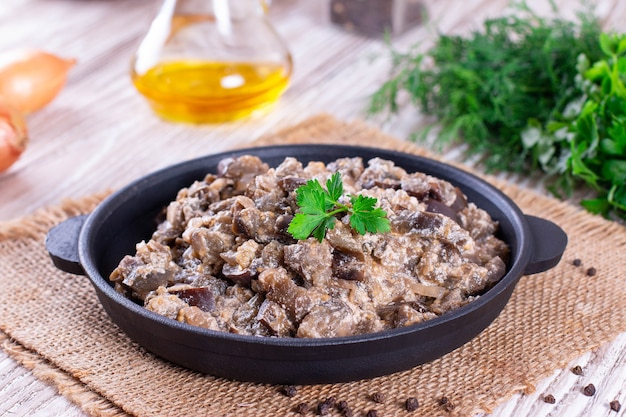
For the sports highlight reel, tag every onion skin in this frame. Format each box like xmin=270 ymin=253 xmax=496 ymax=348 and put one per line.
xmin=0 ymin=50 xmax=76 ymax=114
xmin=0 ymin=99 xmax=28 ymax=173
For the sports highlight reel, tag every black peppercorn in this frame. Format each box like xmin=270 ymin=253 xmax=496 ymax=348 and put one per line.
xmin=583 ymin=384 xmax=596 ymax=396
xmin=337 ymin=400 xmax=353 ymax=417
xmin=572 ymin=258 xmax=582 ymax=266
xmin=405 ymin=397 xmax=419 ymax=411
xmin=586 ymin=267 xmax=597 ymax=276
xmin=572 ymin=365 xmax=583 ymax=375
xmin=317 ymin=401 xmax=331 ymax=415
xmin=295 ymin=402 xmax=310 ymax=414
xmin=281 ymin=385 xmax=298 ymax=397
xmin=365 ymin=410 xmax=378 ymax=417
xmin=438 ymin=396 xmax=455 ymax=412
xmin=371 ymin=392 xmax=386 ymax=403
xmin=610 ymin=400 xmax=621 ymax=412
xmin=543 ymin=394 xmax=556 ymax=404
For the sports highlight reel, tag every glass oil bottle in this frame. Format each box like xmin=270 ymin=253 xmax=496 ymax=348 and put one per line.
xmin=131 ymin=0 xmax=293 ymax=123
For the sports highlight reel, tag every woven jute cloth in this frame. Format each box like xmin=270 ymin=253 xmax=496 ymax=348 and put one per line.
xmin=1 ymin=115 xmax=625 ymax=417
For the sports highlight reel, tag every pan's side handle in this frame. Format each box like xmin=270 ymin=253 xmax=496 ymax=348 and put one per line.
xmin=523 ymin=215 xmax=568 ymax=275
xmin=45 ymin=214 xmax=89 ymax=276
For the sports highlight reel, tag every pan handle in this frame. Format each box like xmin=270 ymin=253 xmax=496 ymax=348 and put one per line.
xmin=45 ymin=214 xmax=89 ymax=276
xmin=523 ymin=215 xmax=568 ymax=275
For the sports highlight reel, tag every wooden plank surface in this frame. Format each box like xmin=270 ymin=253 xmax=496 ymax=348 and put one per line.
xmin=0 ymin=0 xmax=624 ymax=416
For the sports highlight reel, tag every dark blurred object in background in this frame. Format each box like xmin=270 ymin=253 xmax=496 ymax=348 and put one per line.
xmin=330 ymin=0 xmax=424 ymax=37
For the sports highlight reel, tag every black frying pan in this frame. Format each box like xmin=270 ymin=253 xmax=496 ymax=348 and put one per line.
xmin=45 ymin=145 xmax=567 ymax=384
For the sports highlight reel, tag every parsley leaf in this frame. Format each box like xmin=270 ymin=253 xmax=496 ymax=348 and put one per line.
xmin=325 ymin=170 xmax=344 ymax=202
xmin=287 ymin=172 xmax=390 ymax=242
xmin=349 ymin=195 xmax=391 ymax=235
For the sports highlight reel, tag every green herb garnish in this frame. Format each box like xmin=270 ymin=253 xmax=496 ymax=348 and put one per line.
xmin=369 ymin=2 xmax=603 ymax=172
xmin=369 ymin=2 xmax=626 ymax=221
xmin=287 ymin=172 xmax=390 ymax=242
xmin=532 ymin=32 xmax=626 ymax=218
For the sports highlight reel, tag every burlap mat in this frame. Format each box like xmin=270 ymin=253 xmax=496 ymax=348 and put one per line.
xmin=1 ymin=114 xmax=625 ymax=417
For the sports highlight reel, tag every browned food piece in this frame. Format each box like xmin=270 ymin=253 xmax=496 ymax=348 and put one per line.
xmin=217 ymin=155 xmax=269 ymax=195
xmin=257 ymin=267 xmax=315 ymax=322
xmin=145 ymin=290 xmax=187 ymax=319
xmin=110 ymin=240 xmax=180 ymax=299
xmin=177 ymin=306 xmax=220 ymax=330
xmin=332 ymin=250 xmax=365 ymax=281
xmin=297 ymin=300 xmax=358 ymax=338
xmin=425 ymin=199 xmax=460 ymax=224
xmin=256 ymin=299 xmax=295 ymax=336
xmin=360 ymin=157 xmax=404 ymax=189
xmin=187 ymin=229 xmax=234 ymax=274
xmin=170 ymin=287 xmax=215 ymax=312
xmin=220 ymin=239 xmax=262 ymax=286
xmin=326 ymin=222 xmax=364 ymax=259
xmin=283 ymin=240 xmax=333 ymax=287
xmin=233 ymin=206 xmax=278 ymax=242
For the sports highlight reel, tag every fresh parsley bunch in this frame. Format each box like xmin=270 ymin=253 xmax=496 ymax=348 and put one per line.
xmin=528 ymin=33 xmax=626 ymax=219
xmin=287 ymin=172 xmax=390 ymax=242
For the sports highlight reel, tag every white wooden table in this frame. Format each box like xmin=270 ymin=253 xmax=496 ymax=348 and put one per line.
xmin=0 ymin=0 xmax=624 ymax=415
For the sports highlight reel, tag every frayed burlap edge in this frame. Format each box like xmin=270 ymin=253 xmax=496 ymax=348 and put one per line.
xmin=0 ymin=191 xmax=112 ymax=241
xmin=0 ymin=332 xmax=129 ymax=417
xmin=0 ymin=190 xmax=126 ymax=417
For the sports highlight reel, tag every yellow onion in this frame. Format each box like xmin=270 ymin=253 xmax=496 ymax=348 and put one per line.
xmin=0 ymin=98 xmax=28 ymax=173
xmin=0 ymin=49 xmax=76 ymax=114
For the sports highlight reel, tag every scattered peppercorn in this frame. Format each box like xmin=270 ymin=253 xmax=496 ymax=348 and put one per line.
xmin=572 ymin=365 xmax=583 ymax=375
xmin=583 ymin=384 xmax=596 ymax=396
xmin=371 ymin=392 xmax=387 ymax=403
xmin=405 ymin=397 xmax=420 ymax=411
xmin=323 ymin=397 xmax=336 ymax=408
xmin=281 ymin=385 xmax=298 ymax=397
xmin=295 ymin=402 xmax=310 ymax=415
xmin=365 ymin=410 xmax=378 ymax=417
xmin=438 ymin=396 xmax=455 ymax=412
xmin=586 ymin=267 xmax=597 ymax=276
xmin=337 ymin=400 xmax=349 ymax=411
xmin=317 ymin=401 xmax=331 ymax=415
xmin=572 ymin=258 xmax=582 ymax=266
xmin=610 ymin=400 xmax=621 ymax=412
xmin=337 ymin=400 xmax=353 ymax=417
xmin=543 ymin=394 xmax=556 ymax=404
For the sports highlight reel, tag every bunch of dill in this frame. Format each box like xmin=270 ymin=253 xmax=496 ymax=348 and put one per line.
xmin=369 ymin=2 xmax=604 ymax=173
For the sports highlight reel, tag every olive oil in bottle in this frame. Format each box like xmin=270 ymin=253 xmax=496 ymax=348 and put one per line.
xmin=131 ymin=0 xmax=292 ymax=123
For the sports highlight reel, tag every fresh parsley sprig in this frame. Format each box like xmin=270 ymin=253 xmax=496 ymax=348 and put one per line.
xmin=287 ymin=172 xmax=390 ymax=242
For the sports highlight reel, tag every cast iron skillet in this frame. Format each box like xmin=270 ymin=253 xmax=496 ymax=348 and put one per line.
xmin=45 ymin=144 xmax=567 ymax=384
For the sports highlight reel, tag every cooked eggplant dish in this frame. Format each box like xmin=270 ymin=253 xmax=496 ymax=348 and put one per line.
xmin=110 ymin=155 xmax=509 ymax=338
